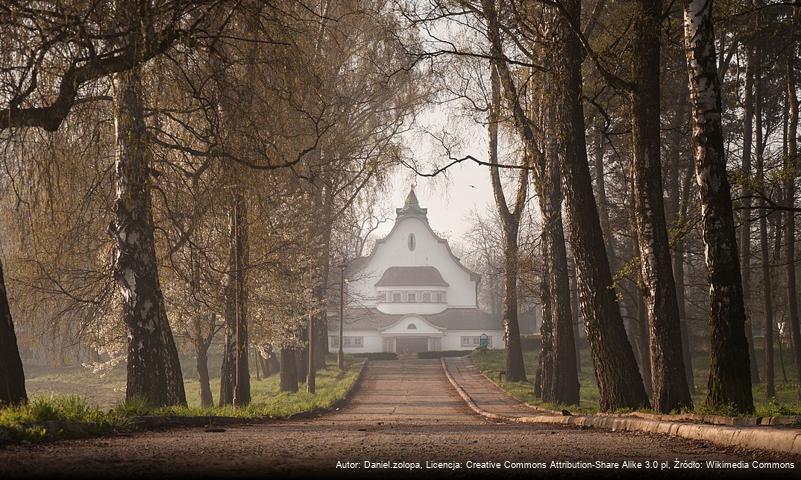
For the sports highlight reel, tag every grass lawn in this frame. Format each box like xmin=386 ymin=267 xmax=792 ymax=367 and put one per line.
xmin=2 ymin=355 xmax=364 ymax=443
xmin=470 ymin=347 xmax=801 ymax=416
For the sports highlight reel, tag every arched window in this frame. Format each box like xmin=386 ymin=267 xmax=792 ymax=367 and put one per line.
xmin=408 ymin=233 xmax=416 ymax=251
xmin=407 ymin=323 xmax=417 ymax=330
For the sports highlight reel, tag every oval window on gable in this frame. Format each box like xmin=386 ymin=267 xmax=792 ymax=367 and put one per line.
xmin=408 ymin=233 xmax=416 ymax=251
xmin=407 ymin=323 xmax=417 ymax=330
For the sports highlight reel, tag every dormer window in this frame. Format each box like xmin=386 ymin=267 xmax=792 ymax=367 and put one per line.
xmin=407 ymin=323 xmax=417 ymax=330
xmin=408 ymin=233 xmax=416 ymax=251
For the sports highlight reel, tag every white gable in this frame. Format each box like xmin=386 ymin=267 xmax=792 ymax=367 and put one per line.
xmin=348 ymin=189 xmax=479 ymax=314
xmin=379 ymin=315 xmax=445 ymax=336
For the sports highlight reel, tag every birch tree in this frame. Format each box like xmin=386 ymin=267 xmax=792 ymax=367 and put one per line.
xmin=682 ymin=0 xmax=753 ymax=413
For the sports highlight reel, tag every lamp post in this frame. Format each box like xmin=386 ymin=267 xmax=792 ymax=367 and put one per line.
xmin=338 ymin=261 xmax=346 ymax=371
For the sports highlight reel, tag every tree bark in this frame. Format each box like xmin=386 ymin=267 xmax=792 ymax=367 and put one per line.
xmin=740 ymin=46 xmax=760 ymax=384
xmin=547 ymin=0 xmax=650 ymax=411
xmin=0 ymin=261 xmax=27 ymax=406
xmin=682 ymin=0 xmax=753 ymax=413
xmin=295 ymin=344 xmax=308 ymax=383
xmin=481 ymin=0 xmax=647 ymax=410
xmin=232 ymin=195 xmax=250 ymax=406
xmin=313 ymin=190 xmax=333 ymax=371
xmin=267 ymin=346 xmax=281 ymax=376
xmin=538 ymin=248 xmax=554 ymax=400
xmin=665 ymin=79 xmax=695 ymax=393
xmin=636 ymin=286 xmax=652 ymax=396
xmin=488 ymin=65 xmax=528 ymax=382
xmin=541 ymin=95 xmax=579 ymax=405
xmin=280 ymin=347 xmax=298 ymax=393
xmin=196 ymin=346 xmax=213 ymax=408
xmin=630 ymin=0 xmax=692 ymax=413
xmin=535 ymin=241 xmax=551 ymax=399
xmin=592 ymin=117 xmax=616 ymax=271
xmin=219 ymin=194 xmax=250 ymax=406
xmin=755 ymin=55 xmax=775 ymax=397
xmin=110 ymin=63 xmax=186 ymax=407
xmin=784 ymin=28 xmax=801 ymax=401
xmin=569 ymin=256 xmax=581 ymax=374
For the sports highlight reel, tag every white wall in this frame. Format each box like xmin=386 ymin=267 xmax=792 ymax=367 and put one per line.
xmin=441 ymin=330 xmax=505 ymax=351
xmin=326 ymin=328 xmax=505 ymax=353
xmin=326 ymin=330 xmax=382 ymax=353
xmin=349 ymin=216 xmax=477 ymax=312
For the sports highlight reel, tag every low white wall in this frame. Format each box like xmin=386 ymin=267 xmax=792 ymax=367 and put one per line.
xmin=326 ymin=329 xmax=506 ymax=353
xmin=441 ymin=330 xmax=505 ymax=351
xmin=326 ymin=330 xmax=383 ymax=353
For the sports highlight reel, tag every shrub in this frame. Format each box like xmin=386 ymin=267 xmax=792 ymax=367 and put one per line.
xmin=352 ymin=352 xmax=397 ymax=360
xmin=417 ymin=350 xmax=471 ymax=359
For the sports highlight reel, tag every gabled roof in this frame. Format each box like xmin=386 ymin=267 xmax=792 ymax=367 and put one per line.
xmin=375 ymin=266 xmax=449 ymax=287
xmin=378 ymin=315 xmax=447 ymax=333
xmin=351 ymin=187 xmax=480 ymax=283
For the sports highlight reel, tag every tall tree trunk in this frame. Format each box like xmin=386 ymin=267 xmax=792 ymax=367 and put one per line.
xmin=771 ymin=187 xmax=787 ymax=385
xmin=196 ymin=345 xmax=213 ymax=408
xmin=636 ymin=287 xmax=652 ymax=396
xmin=110 ymin=64 xmax=186 ymax=407
xmin=740 ymin=46 xmax=760 ymax=384
xmin=481 ymin=0 xmax=647 ymax=410
xmin=569 ymin=256 xmax=581 ymax=374
xmin=219 ymin=260 xmax=236 ymax=405
xmin=630 ymin=0 xmax=692 ymax=412
xmin=665 ymin=76 xmax=695 ymax=391
xmin=314 ymin=214 xmax=332 ymax=371
xmin=296 ymin=344 xmax=308 ymax=383
xmin=219 ymin=193 xmax=250 ymax=406
xmin=535 ymin=242 xmax=551 ymax=399
xmin=280 ymin=347 xmax=298 ymax=393
xmin=550 ymin=0 xmax=649 ymax=411
xmin=267 ymin=346 xmax=280 ymax=376
xmin=784 ymin=28 xmax=801 ymax=401
xmin=755 ymin=55 xmax=775 ymax=397
xmin=0 ymin=261 xmax=26 ymax=406
xmin=541 ymin=97 xmax=579 ymax=405
xmin=538 ymin=252 xmax=554 ymax=400
xmin=682 ymin=0 xmax=753 ymax=413
xmin=592 ymin=117 xmax=615 ymax=271
xmin=488 ymin=65 xmax=527 ymax=382
xmin=232 ymin=194 xmax=250 ymax=405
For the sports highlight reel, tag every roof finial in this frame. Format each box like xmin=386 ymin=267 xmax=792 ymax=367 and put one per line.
xmin=397 ymin=183 xmax=427 ymax=218
xmin=404 ymin=184 xmax=419 ymax=208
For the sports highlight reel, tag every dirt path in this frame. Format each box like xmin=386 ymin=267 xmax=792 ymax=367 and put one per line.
xmin=0 ymin=359 xmax=797 ymax=479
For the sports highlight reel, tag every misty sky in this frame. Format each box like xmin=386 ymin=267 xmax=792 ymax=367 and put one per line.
xmin=373 ymin=105 xmax=501 ymax=242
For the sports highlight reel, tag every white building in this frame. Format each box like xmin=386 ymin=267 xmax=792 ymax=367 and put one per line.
xmin=328 ymin=187 xmax=537 ymax=354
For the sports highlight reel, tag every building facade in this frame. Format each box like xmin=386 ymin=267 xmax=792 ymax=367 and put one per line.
xmin=328 ymin=187 xmax=536 ymax=354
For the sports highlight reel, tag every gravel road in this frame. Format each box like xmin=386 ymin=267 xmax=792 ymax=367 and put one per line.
xmin=1 ymin=359 xmax=797 ymax=479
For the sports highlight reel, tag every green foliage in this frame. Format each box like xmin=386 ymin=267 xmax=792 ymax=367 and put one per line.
xmin=0 ymin=357 xmax=363 ymax=444
xmin=0 ymin=395 xmax=132 ymax=443
xmin=470 ymin=348 xmax=801 ymax=418
xmin=693 ymin=402 xmax=742 ymax=417
xmin=469 ymin=348 xmax=599 ymax=413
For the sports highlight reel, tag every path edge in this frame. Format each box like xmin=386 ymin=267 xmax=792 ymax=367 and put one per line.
xmin=441 ymin=357 xmax=801 ymax=456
